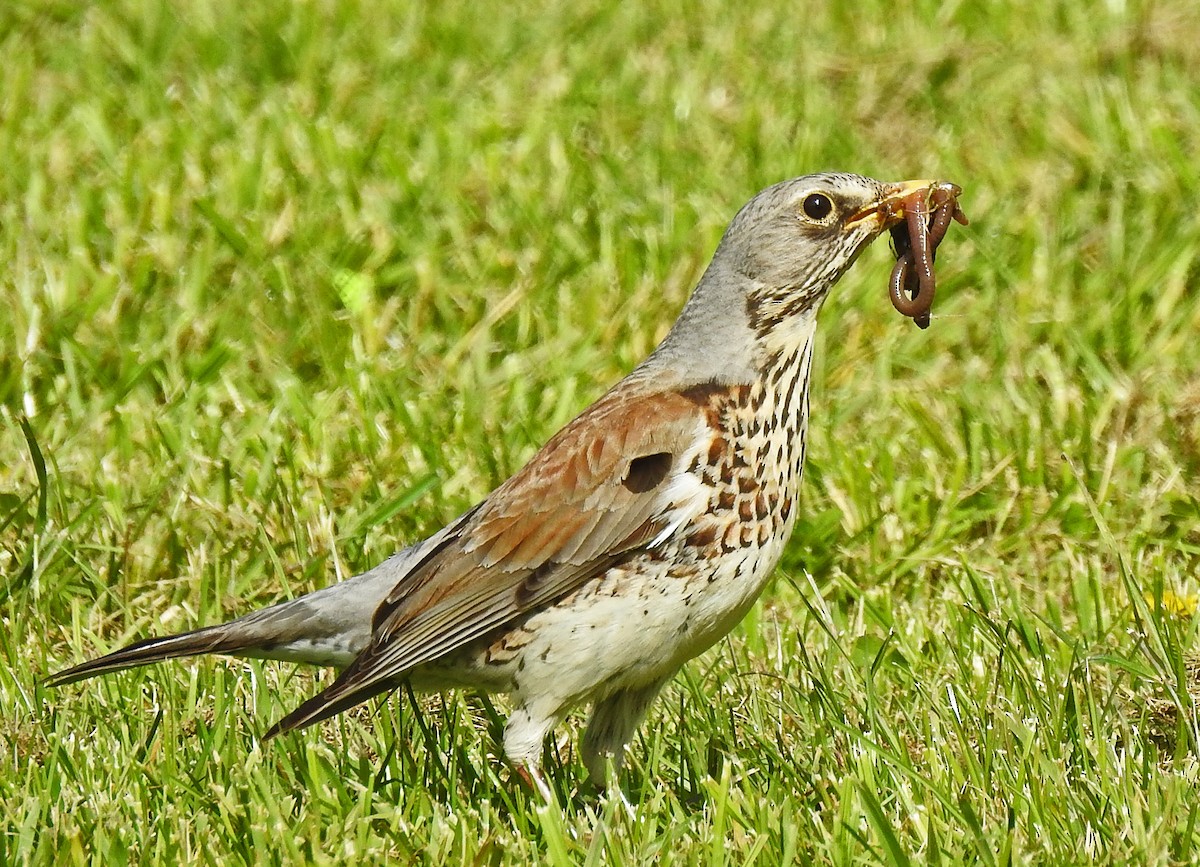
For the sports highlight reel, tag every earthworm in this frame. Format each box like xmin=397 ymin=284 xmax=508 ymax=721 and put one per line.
xmin=888 ymin=186 xmax=968 ymax=329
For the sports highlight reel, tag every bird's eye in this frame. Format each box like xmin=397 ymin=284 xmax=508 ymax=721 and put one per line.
xmin=802 ymin=193 xmax=834 ymax=221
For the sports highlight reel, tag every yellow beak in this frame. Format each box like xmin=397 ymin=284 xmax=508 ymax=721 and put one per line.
xmin=847 ymin=179 xmax=961 ymax=230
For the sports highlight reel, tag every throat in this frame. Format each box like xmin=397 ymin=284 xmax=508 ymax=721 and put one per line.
xmin=755 ymin=307 xmax=820 ymax=365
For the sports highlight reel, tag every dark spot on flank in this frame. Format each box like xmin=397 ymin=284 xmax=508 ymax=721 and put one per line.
xmin=623 ymin=452 xmax=672 ymax=494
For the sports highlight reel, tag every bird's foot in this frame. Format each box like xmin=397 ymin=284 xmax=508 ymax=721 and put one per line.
xmin=516 ymin=762 xmax=555 ymax=803
xmin=611 ymin=783 xmax=636 ymax=822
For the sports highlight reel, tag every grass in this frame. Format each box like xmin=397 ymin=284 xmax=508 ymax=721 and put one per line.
xmin=3 ymin=0 xmax=1200 ymax=862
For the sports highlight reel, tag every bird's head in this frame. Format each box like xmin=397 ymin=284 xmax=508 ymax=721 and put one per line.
xmin=719 ymin=173 xmax=953 ymax=332
xmin=651 ymin=173 xmax=957 ymax=380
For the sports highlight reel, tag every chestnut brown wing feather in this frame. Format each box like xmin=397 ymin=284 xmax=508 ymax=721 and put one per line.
xmin=265 ymin=387 xmax=709 ymax=737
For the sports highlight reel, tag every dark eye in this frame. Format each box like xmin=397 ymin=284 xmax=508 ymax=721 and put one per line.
xmin=802 ymin=193 xmax=834 ymax=220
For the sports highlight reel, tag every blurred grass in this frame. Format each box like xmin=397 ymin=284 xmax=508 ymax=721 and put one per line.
xmin=4 ymin=0 xmax=1200 ymax=863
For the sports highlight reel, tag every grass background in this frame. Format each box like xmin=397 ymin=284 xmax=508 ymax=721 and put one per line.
xmin=4 ymin=0 xmax=1200 ymax=862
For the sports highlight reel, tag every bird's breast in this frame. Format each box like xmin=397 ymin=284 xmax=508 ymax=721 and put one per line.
xmin=669 ymin=336 xmax=816 ymax=596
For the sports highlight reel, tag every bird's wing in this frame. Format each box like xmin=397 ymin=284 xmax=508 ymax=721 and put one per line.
xmin=266 ymin=385 xmax=715 ymax=736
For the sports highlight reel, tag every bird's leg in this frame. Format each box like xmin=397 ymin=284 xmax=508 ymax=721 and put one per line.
xmin=505 ymin=700 xmax=562 ymax=803
xmin=600 ymin=757 xmax=637 ymax=822
xmin=516 ymin=761 xmax=555 ymax=803
xmin=580 ymin=678 xmax=669 ymax=817
xmin=611 ymin=775 xmax=637 ymax=822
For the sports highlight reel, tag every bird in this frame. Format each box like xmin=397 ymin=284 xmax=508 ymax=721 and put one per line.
xmin=49 ymin=173 xmax=959 ymax=798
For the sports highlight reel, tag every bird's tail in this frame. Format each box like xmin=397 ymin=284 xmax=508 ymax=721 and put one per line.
xmin=46 ymin=550 xmax=417 ymax=688
xmin=45 ymin=620 xmax=281 ymax=686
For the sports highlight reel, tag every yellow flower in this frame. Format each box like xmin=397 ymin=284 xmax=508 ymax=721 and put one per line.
xmin=1144 ymin=591 xmax=1199 ymax=618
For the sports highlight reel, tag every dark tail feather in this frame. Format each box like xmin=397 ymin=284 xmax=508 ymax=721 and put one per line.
xmin=45 ymin=623 xmax=257 ymax=687
xmin=263 ymin=654 xmax=394 ymax=740
xmin=45 ymin=559 xmax=415 ymax=689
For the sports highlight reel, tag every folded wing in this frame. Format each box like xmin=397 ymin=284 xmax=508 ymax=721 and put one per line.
xmin=266 ymin=385 xmax=711 ymax=737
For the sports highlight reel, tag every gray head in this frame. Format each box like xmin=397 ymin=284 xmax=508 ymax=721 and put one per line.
xmin=645 ymin=173 xmax=941 ymax=382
